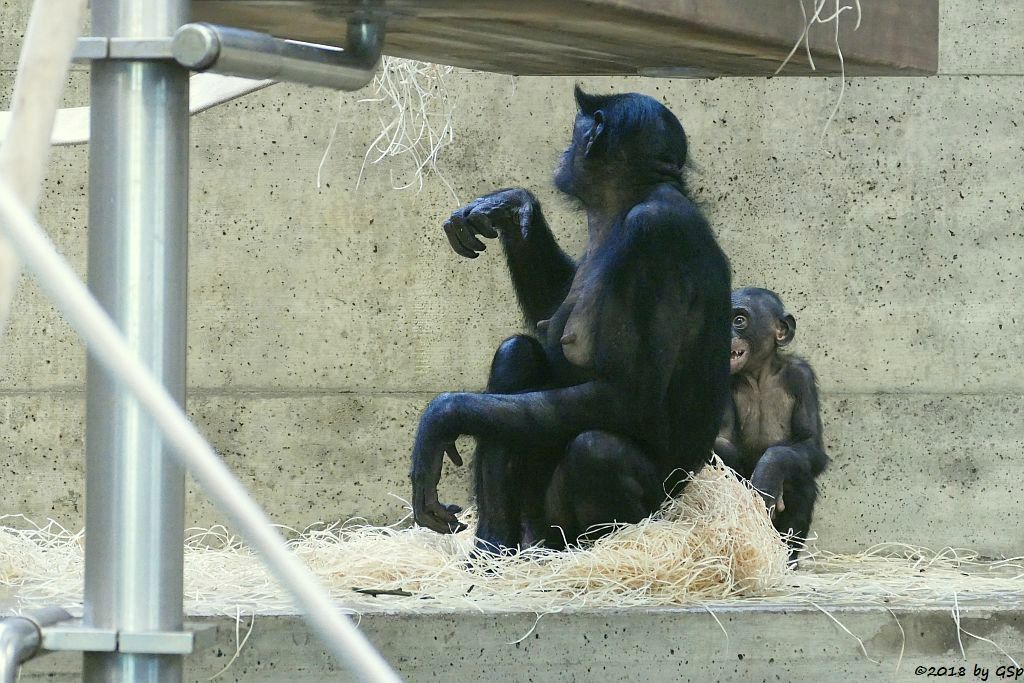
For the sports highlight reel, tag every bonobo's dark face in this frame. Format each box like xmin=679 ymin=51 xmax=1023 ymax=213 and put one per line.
xmin=555 ymin=86 xmax=689 ymax=205
xmin=729 ymin=288 xmax=796 ymax=376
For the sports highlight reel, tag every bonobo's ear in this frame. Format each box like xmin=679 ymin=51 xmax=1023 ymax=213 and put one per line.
xmin=574 ymin=84 xmax=599 ymax=114
xmin=776 ymin=314 xmax=796 ymax=346
xmin=584 ymin=110 xmax=606 ymax=158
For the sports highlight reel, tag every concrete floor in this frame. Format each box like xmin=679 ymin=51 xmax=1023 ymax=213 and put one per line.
xmin=10 ymin=604 xmax=1024 ymax=682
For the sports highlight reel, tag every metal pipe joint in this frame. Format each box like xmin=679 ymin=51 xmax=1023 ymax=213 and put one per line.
xmin=172 ymin=20 xmax=383 ymax=90
xmin=0 ymin=608 xmax=72 ymax=683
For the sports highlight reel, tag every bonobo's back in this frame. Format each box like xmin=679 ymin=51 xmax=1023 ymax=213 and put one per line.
xmin=576 ymin=92 xmax=731 ymax=482
xmin=637 ymin=185 xmax=731 ymax=480
xmin=673 ymin=200 xmax=731 ymax=477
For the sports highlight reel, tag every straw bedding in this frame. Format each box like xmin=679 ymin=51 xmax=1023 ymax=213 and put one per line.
xmin=1 ymin=460 xmax=1022 ymax=617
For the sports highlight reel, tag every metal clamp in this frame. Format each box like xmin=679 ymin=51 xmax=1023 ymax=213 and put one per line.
xmin=41 ymin=619 xmax=216 ymax=655
xmin=72 ymin=37 xmax=174 ymax=61
xmin=40 ymin=621 xmax=116 ymax=653
xmin=73 ymin=18 xmax=384 ymax=91
xmin=172 ymin=20 xmax=383 ymax=90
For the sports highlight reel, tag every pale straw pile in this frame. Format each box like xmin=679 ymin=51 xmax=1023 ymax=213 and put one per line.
xmin=1 ymin=460 xmax=788 ymax=614
xmin=2 ymin=459 xmax=1023 ymax=618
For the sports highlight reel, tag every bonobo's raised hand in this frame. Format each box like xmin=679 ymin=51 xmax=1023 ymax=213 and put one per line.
xmin=410 ymin=394 xmax=469 ymax=534
xmin=442 ymin=188 xmax=536 ymax=258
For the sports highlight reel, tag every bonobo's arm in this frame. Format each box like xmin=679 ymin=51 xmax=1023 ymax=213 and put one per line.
xmin=413 ymin=211 xmax=697 ymax=533
xmin=783 ymin=360 xmax=828 ymax=475
xmin=443 ymin=189 xmax=575 ymax=327
xmin=410 ymin=381 xmax=630 ymax=532
xmin=750 ymin=360 xmax=828 ymax=511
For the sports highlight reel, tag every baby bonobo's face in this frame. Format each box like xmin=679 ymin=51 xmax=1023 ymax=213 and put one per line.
xmin=728 ymin=288 xmax=791 ymax=375
xmin=729 ymin=314 xmax=752 ymax=375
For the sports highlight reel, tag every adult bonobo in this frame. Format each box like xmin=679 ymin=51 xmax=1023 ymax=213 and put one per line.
xmin=715 ymin=287 xmax=828 ymax=563
xmin=410 ymin=87 xmax=732 ymax=553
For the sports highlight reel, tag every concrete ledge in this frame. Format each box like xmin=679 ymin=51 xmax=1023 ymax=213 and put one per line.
xmin=16 ymin=605 xmax=1024 ymax=682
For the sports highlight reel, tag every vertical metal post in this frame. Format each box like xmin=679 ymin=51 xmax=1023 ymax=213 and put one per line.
xmin=83 ymin=0 xmax=189 ymax=679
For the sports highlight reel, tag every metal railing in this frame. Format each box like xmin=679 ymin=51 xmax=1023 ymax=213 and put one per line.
xmin=0 ymin=1 xmax=400 ymax=681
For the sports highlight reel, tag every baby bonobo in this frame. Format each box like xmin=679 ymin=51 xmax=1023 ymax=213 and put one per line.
xmin=715 ymin=287 xmax=828 ymax=564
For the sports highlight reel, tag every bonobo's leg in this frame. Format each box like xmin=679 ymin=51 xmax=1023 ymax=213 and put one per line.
xmin=751 ymin=446 xmax=818 ymax=565
xmin=541 ymin=430 xmax=662 ymax=549
xmin=485 ymin=335 xmax=549 ymax=394
xmin=474 ymin=335 xmax=553 ymax=551
xmin=776 ymin=475 xmax=817 ymax=566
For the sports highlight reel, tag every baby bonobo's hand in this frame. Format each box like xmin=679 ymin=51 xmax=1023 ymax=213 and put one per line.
xmin=750 ymin=466 xmax=784 ymax=521
xmin=442 ymin=188 xmax=535 ymax=258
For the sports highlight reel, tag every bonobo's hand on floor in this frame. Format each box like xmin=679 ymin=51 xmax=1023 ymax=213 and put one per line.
xmin=410 ymin=396 xmax=468 ymax=534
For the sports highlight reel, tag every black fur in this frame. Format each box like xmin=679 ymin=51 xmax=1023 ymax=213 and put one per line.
xmin=715 ymin=287 xmax=829 ymax=564
xmin=410 ymin=88 xmax=732 ymax=552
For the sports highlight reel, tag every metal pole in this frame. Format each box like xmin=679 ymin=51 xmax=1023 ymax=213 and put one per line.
xmin=83 ymin=0 xmax=189 ymax=679
xmin=0 ymin=617 xmax=35 ymax=683
xmin=0 ymin=608 xmax=73 ymax=683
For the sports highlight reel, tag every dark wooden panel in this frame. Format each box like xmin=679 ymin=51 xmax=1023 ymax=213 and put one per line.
xmin=190 ymin=0 xmax=938 ymax=76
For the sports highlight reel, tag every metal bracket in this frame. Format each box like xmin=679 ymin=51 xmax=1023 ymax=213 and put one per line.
xmin=171 ymin=21 xmax=383 ymax=90
xmin=41 ymin=621 xmax=117 ymax=653
xmin=72 ymin=37 xmax=174 ymax=61
xmin=73 ymin=19 xmax=383 ymax=92
xmin=41 ymin=620 xmax=217 ymax=655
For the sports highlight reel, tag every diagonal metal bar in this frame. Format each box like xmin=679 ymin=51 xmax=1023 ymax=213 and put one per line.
xmin=0 ymin=180 xmax=401 ymax=683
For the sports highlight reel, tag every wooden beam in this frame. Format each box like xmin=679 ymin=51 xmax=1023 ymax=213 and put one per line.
xmin=191 ymin=0 xmax=938 ymax=77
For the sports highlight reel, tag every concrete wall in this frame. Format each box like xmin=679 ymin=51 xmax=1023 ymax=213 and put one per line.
xmin=0 ymin=1 xmax=1021 ymax=555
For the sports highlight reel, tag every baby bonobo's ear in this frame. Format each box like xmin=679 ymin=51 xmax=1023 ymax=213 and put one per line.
xmin=776 ymin=313 xmax=796 ymax=346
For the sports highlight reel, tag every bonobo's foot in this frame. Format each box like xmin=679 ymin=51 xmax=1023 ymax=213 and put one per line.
xmin=464 ymin=536 xmax=521 ymax=574
xmin=472 ymin=528 xmax=523 ymax=556
xmin=472 ymin=536 xmax=519 ymax=556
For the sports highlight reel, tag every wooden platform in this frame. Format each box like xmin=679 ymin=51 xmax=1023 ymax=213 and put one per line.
xmin=190 ymin=0 xmax=939 ymax=77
